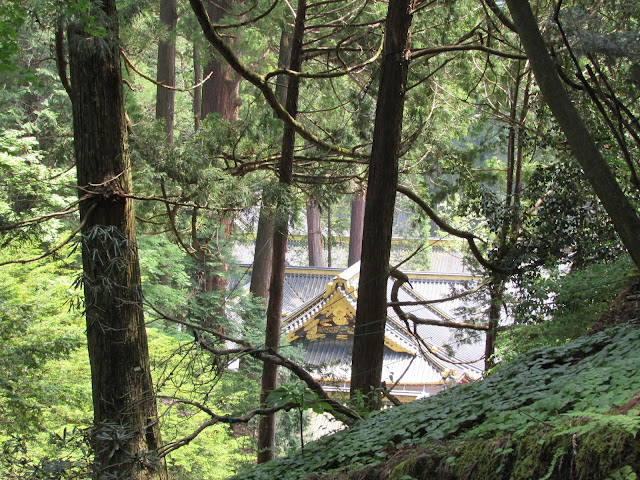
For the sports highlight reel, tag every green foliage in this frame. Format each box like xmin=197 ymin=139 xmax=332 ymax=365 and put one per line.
xmin=138 ymin=233 xmax=193 ymax=319
xmin=0 ymin=130 xmax=75 ymax=245
xmin=266 ymin=382 xmax=334 ymax=415
xmin=147 ymin=326 xmax=260 ymax=479
xmin=0 ymin=248 xmax=84 ymax=436
xmin=0 ymin=1 xmax=26 ymax=73
xmin=501 ymin=255 xmax=633 ymax=360
xmin=555 ymin=410 xmax=640 ymax=439
xmin=0 ymin=246 xmax=90 ymax=479
xmin=234 ymin=320 xmax=640 ymax=479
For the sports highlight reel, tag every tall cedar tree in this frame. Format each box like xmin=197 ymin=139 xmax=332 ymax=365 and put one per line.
xmin=307 ymin=196 xmax=323 ymax=266
xmin=67 ymin=1 xmax=167 ymax=478
xmin=350 ymin=0 xmax=413 ymax=409
xmin=257 ymin=0 xmax=307 ymax=462
xmin=195 ymin=0 xmax=242 ymax=329
xmin=249 ymin=30 xmax=291 ymax=302
xmin=156 ymin=0 xmax=177 ymax=142
xmin=348 ymin=192 xmax=365 ymax=266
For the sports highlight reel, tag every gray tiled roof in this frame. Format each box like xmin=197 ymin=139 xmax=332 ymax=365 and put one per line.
xmin=279 ymin=262 xmax=485 ymax=382
xmin=234 ymin=257 xmax=486 ymax=386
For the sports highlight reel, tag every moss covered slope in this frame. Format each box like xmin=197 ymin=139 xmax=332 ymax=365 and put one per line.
xmin=234 ymin=320 xmax=640 ymax=480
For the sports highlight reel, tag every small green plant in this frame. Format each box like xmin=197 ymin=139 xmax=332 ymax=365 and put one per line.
xmin=607 ymin=466 xmax=637 ymax=480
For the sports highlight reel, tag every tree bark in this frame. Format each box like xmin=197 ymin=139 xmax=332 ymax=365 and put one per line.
xmin=201 ymin=0 xmax=241 ymax=122
xmin=348 ymin=191 xmax=365 ymax=266
xmin=484 ymin=280 xmax=504 ymax=370
xmin=193 ymin=43 xmax=202 ymax=132
xmin=505 ymin=0 xmax=640 ymax=269
xmin=257 ymin=0 xmax=306 ymax=463
xmin=250 ymin=204 xmax=274 ymax=302
xmin=67 ymin=2 xmax=167 ymax=478
xmin=350 ymin=0 xmax=413 ymax=410
xmin=249 ymin=29 xmax=291 ymax=303
xmin=306 ymin=196 xmax=323 ymax=267
xmin=156 ymin=0 xmax=177 ymax=142
xmin=196 ymin=0 xmax=242 ymax=331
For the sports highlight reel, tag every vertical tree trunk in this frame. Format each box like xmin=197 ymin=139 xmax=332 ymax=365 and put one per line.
xmin=306 ymin=196 xmax=323 ymax=267
xmin=67 ymin=2 xmax=167 ymax=478
xmin=201 ymin=0 xmax=241 ymax=121
xmin=156 ymin=0 xmax=177 ymax=142
xmin=196 ymin=0 xmax=242 ymax=331
xmin=193 ymin=43 xmax=202 ymax=132
xmin=250 ymin=204 xmax=274 ymax=302
xmin=348 ymin=191 xmax=365 ymax=266
xmin=327 ymin=204 xmax=332 ymax=267
xmin=249 ymin=29 xmax=291 ymax=303
xmin=484 ymin=279 xmax=504 ymax=370
xmin=350 ymin=0 xmax=413 ymax=410
xmin=257 ymin=0 xmax=306 ymax=463
xmin=505 ymin=0 xmax=640 ymax=269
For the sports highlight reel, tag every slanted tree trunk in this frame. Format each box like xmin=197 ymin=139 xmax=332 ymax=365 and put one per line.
xmin=348 ymin=191 xmax=365 ymax=266
xmin=257 ymin=0 xmax=306 ymax=463
xmin=67 ymin=2 xmax=167 ymax=478
xmin=306 ymin=196 xmax=323 ymax=267
xmin=156 ymin=0 xmax=177 ymax=142
xmin=505 ymin=0 xmax=640 ymax=269
xmin=350 ymin=0 xmax=414 ymax=410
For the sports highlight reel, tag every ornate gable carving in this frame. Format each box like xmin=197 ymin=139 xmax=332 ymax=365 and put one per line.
xmin=289 ymin=279 xmax=356 ymax=342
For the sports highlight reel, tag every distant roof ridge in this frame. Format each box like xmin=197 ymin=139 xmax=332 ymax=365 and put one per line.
xmin=233 ymin=262 xmax=477 ymax=279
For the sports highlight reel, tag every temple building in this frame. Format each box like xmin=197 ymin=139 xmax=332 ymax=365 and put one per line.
xmin=234 ymin=237 xmax=487 ymax=402
xmin=279 ymin=262 xmax=485 ymax=402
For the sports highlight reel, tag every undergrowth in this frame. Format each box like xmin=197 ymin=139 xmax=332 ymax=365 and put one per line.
xmin=233 ymin=320 xmax=640 ymax=480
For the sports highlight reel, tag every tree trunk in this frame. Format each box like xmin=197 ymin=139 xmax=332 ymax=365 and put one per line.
xmin=306 ymin=196 xmax=323 ymax=267
xmin=156 ymin=0 xmax=177 ymax=142
xmin=250 ymin=204 xmax=274 ymax=302
xmin=505 ymin=0 xmax=640 ymax=269
xmin=350 ymin=0 xmax=413 ymax=410
xmin=327 ymin=204 xmax=332 ymax=267
xmin=201 ymin=0 xmax=241 ymax=122
xmin=67 ymin=2 xmax=167 ymax=478
xmin=348 ymin=191 xmax=365 ymax=266
xmin=196 ymin=0 xmax=242 ymax=331
xmin=193 ymin=43 xmax=202 ymax=132
xmin=257 ymin=0 xmax=306 ymax=463
xmin=484 ymin=279 xmax=504 ymax=371
xmin=249 ymin=29 xmax=291 ymax=303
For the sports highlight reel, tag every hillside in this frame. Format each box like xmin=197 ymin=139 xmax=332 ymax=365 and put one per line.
xmin=233 ymin=320 xmax=640 ymax=480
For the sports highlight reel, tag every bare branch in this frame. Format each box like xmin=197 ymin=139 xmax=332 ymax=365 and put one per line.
xmin=148 ymin=302 xmax=361 ymax=424
xmin=0 ymin=203 xmax=80 ymax=232
xmin=188 ymin=0 xmax=369 ymax=159
xmin=410 ymin=43 xmax=526 ymax=61
xmin=482 ymin=0 xmax=518 ymax=33
xmin=389 ymin=269 xmax=502 ymax=332
xmin=155 ymin=398 xmax=297 ymax=457
xmin=388 ymin=278 xmax=491 ymax=307
xmin=0 ymin=203 xmax=96 ymax=267
xmin=397 ymin=184 xmax=516 ymax=274
xmin=121 ymin=49 xmax=214 ymax=92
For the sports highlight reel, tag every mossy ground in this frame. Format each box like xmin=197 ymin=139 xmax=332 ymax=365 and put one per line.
xmin=233 ymin=321 xmax=640 ymax=480
xmin=381 ymin=423 xmax=640 ymax=480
